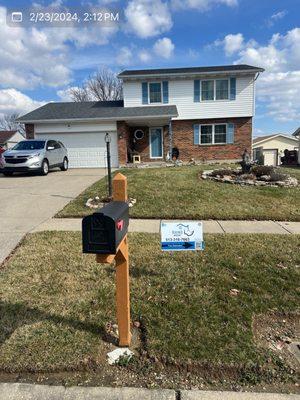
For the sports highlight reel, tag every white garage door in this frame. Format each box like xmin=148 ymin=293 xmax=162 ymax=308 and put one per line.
xmin=263 ymin=149 xmax=278 ymax=166
xmin=35 ymin=131 xmax=119 ymax=168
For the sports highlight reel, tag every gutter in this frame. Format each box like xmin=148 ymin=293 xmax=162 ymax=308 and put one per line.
xmin=17 ymin=113 xmax=179 ymax=124
xmin=118 ymin=68 xmax=265 ymax=80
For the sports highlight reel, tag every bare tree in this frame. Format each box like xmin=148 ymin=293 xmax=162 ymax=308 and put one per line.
xmin=0 ymin=113 xmax=25 ymax=135
xmin=69 ymin=68 xmax=123 ymax=102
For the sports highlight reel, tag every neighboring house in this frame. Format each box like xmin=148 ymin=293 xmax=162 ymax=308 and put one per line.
xmin=252 ymin=134 xmax=299 ymax=166
xmin=17 ymin=64 xmax=263 ymax=168
xmin=0 ymin=130 xmax=24 ymax=150
xmin=292 ymin=127 xmax=300 ymax=164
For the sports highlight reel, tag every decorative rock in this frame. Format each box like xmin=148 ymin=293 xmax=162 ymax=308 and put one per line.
xmin=107 ymin=348 xmax=134 ymax=365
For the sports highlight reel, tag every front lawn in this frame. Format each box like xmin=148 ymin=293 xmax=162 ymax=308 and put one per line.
xmin=0 ymin=232 xmax=299 ymax=389
xmin=56 ymin=166 xmax=300 ymax=221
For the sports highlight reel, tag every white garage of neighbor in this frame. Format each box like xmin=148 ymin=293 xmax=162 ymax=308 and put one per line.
xmin=35 ymin=122 xmax=119 ymax=168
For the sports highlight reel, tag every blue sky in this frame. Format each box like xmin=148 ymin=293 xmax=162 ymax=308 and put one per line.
xmin=0 ymin=0 xmax=299 ymax=136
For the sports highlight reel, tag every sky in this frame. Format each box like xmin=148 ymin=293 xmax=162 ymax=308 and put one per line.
xmin=0 ymin=0 xmax=299 ymax=136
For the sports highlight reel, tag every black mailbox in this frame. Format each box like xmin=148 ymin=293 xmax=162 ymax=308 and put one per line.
xmin=82 ymin=201 xmax=129 ymax=255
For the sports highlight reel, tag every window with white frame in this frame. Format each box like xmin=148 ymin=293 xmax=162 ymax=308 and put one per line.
xmin=201 ymin=79 xmax=229 ymax=101
xmin=149 ymin=82 xmax=162 ymax=103
xmin=200 ymin=124 xmax=227 ymax=144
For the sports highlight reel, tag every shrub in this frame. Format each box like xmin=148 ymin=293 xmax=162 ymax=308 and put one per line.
xmin=210 ymin=169 xmax=236 ymax=178
xmin=269 ymin=172 xmax=288 ymax=182
xmin=251 ymin=165 xmax=274 ymax=177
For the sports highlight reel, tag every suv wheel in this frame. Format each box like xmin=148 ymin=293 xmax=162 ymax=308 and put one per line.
xmin=61 ymin=157 xmax=68 ymax=171
xmin=41 ymin=159 xmax=49 ymax=176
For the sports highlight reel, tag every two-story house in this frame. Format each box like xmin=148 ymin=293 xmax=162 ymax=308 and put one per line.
xmin=18 ymin=64 xmax=264 ymax=168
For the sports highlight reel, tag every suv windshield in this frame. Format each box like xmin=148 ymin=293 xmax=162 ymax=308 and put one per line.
xmin=13 ymin=141 xmax=45 ymax=150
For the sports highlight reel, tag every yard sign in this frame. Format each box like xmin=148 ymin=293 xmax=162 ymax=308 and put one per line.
xmin=161 ymin=221 xmax=204 ymax=251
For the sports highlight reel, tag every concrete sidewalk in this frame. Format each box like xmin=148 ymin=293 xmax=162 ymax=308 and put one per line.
xmin=0 ymin=383 xmax=299 ymax=400
xmin=32 ymin=218 xmax=300 ymax=235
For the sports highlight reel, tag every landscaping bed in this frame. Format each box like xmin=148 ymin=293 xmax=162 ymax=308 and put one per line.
xmin=0 ymin=231 xmax=299 ymax=391
xmin=56 ymin=166 xmax=300 ymax=221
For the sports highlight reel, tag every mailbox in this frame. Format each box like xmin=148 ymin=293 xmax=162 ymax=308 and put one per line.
xmin=82 ymin=201 xmax=129 ymax=254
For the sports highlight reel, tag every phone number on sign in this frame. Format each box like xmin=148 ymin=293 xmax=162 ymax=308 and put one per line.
xmin=29 ymin=12 xmax=119 ymax=24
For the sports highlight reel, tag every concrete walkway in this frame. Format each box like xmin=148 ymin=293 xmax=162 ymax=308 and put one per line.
xmin=0 ymin=383 xmax=299 ymax=400
xmin=32 ymin=218 xmax=300 ymax=235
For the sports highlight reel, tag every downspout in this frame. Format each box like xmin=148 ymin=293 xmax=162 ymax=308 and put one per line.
xmin=168 ymin=118 xmax=173 ymax=160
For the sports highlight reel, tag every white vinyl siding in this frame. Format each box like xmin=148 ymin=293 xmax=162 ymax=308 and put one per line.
xmin=123 ymin=75 xmax=255 ymax=118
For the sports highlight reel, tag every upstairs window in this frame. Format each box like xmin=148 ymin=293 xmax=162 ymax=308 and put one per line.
xmin=201 ymin=79 xmax=230 ymax=101
xmin=216 ymin=80 xmax=229 ymax=100
xmin=201 ymin=80 xmax=214 ymax=101
xmin=149 ymin=82 xmax=162 ymax=103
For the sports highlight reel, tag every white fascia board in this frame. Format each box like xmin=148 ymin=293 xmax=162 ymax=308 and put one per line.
xmin=18 ymin=114 xmax=178 ymax=124
xmin=253 ymin=134 xmax=298 ymax=146
xmin=120 ymin=70 xmax=263 ymax=80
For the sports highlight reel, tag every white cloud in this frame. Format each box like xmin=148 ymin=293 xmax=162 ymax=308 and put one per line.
xmin=266 ymin=10 xmax=287 ymax=27
xmin=138 ymin=49 xmax=152 ymax=63
xmin=153 ymin=37 xmax=175 ymax=59
xmin=0 ymin=6 xmax=117 ymax=90
xmin=116 ymin=47 xmax=133 ymax=66
xmin=0 ymin=88 xmax=45 ymax=118
xmin=171 ymin=0 xmax=238 ymax=11
xmin=125 ymin=0 xmax=172 ymax=38
xmin=57 ymin=87 xmax=79 ymax=102
xmin=215 ymin=28 xmax=300 ymax=122
xmin=215 ymin=33 xmax=244 ymax=56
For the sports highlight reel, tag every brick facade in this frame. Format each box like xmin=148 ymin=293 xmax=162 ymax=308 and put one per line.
xmin=172 ymin=117 xmax=252 ymax=162
xmin=25 ymin=124 xmax=35 ymax=139
xmin=117 ymin=117 xmax=252 ymax=164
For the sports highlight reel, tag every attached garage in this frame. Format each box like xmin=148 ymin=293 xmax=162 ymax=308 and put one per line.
xmin=35 ymin=122 xmax=119 ymax=168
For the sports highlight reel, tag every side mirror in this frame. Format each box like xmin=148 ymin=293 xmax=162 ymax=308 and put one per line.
xmin=47 ymin=146 xmax=55 ymax=150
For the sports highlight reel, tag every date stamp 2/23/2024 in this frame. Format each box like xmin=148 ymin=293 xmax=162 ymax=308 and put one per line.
xmin=7 ymin=7 xmax=121 ymax=27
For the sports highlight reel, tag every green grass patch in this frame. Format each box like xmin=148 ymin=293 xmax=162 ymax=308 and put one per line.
xmin=56 ymin=166 xmax=300 ymax=221
xmin=0 ymin=231 xmax=299 ymax=381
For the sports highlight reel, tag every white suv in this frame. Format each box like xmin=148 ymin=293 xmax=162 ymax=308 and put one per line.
xmin=2 ymin=139 xmax=68 ymax=176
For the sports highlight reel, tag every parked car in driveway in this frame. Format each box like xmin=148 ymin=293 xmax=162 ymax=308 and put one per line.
xmin=2 ymin=139 xmax=68 ymax=176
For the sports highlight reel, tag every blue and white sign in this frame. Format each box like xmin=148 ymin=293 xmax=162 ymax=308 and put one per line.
xmin=160 ymin=221 xmax=204 ymax=251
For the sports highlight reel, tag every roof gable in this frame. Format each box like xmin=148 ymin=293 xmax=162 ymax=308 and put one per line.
xmin=253 ymin=134 xmax=298 ymax=146
xmin=0 ymin=130 xmax=17 ymax=143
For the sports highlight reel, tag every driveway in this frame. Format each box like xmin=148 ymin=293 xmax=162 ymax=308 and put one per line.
xmin=0 ymin=169 xmax=106 ymax=264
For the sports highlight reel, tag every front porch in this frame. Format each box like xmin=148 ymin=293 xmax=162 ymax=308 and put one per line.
xmin=117 ymin=119 xmax=172 ymax=165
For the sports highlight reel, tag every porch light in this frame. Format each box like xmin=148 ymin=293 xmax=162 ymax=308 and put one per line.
xmin=105 ymin=132 xmax=111 ymax=143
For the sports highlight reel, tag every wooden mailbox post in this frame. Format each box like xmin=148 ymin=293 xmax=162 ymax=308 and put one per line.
xmin=95 ymin=173 xmax=131 ymax=347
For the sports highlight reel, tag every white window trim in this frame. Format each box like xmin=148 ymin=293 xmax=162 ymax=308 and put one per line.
xmin=148 ymin=82 xmax=163 ymax=104
xmin=201 ymin=79 xmax=230 ymax=102
xmin=149 ymin=127 xmax=164 ymax=159
xmin=199 ymin=123 xmax=228 ymax=145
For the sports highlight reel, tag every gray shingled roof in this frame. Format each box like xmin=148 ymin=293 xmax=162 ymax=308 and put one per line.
xmin=118 ymin=64 xmax=264 ymax=78
xmin=17 ymin=101 xmax=178 ymax=122
xmin=292 ymin=127 xmax=300 ymax=137
xmin=0 ymin=130 xmax=17 ymax=143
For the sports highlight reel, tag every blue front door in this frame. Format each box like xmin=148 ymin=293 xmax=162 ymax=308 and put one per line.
xmin=150 ymin=128 xmax=163 ymax=158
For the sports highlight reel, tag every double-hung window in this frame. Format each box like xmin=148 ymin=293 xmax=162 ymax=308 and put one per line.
xmin=200 ymin=124 xmax=227 ymax=145
xmin=216 ymin=79 xmax=229 ymax=100
xmin=149 ymin=82 xmax=162 ymax=103
xmin=201 ymin=80 xmax=214 ymax=101
xmin=201 ymin=79 xmax=229 ymax=101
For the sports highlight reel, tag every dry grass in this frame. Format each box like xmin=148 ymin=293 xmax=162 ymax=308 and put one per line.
xmin=56 ymin=166 xmax=300 ymax=221
xmin=0 ymin=231 xmax=299 ymax=387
